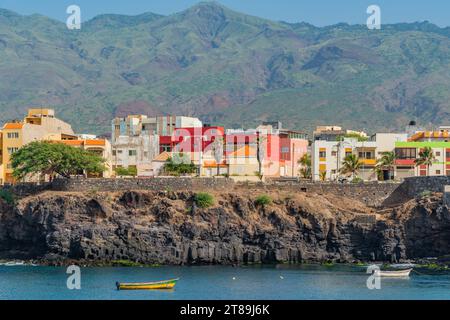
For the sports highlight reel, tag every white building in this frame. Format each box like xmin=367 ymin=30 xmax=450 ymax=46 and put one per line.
xmin=312 ymin=133 xmax=407 ymax=182
xmin=112 ymin=134 xmax=160 ymax=177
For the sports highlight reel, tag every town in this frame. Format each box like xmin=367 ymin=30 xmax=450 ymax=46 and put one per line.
xmin=0 ymin=107 xmax=449 ymax=184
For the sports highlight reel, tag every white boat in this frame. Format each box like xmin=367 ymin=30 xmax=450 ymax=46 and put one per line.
xmin=2 ymin=261 xmax=25 ymax=267
xmin=375 ymin=268 xmax=412 ymax=277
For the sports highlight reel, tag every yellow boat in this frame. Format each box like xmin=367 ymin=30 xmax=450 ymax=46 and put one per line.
xmin=116 ymin=278 xmax=179 ymax=290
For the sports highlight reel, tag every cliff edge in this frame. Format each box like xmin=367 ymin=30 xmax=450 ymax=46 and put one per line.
xmin=0 ymin=190 xmax=449 ymax=265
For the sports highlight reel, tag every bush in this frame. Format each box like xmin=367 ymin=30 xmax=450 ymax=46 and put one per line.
xmin=420 ymin=190 xmax=432 ymax=198
xmin=195 ymin=192 xmax=215 ymax=208
xmin=0 ymin=189 xmax=15 ymax=205
xmin=115 ymin=166 xmax=137 ymax=177
xmin=351 ymin=177 xmax=363 ymax=184
xmin=255 ymin=195 xmax=272 ymax=207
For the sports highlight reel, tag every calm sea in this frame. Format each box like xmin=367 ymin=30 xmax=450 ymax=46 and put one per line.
xmin=0 ymin=264 xmax=449 ymax=300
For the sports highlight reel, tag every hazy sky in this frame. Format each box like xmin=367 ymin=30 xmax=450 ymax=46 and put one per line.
xmin=1 ymin=0 xmax=449 ymax=27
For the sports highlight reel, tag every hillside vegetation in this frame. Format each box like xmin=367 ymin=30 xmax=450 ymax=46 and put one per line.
xmin=1 ymin=2 xmax=450 ymax=134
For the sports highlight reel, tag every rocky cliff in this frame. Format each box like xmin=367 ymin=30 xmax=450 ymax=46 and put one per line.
xmin=0 ymin=190 xmax=449 ymax=265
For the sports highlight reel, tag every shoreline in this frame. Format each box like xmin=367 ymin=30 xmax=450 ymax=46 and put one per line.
xmin=1 ymin=258 xmax=449 ymax=271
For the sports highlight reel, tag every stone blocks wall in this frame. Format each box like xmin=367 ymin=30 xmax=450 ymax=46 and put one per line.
xmin=260 ymin=182 xmax=399 ymax=207
xmin=51 ymin=177 xmax=234 ymax=193
xmin=444 ymin=186 xmax=450 ymax=207
xmin=5 ymin=176 xmax=450 ymax=209
xmin=402 ymin=176 xmax=450 ymax=196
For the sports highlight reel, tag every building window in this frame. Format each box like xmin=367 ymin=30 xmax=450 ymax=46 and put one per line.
xmin=281 ymin=147 xmax=290 ymax=153
xmin=436 ymin=170 xmax=441 ymax=175
xmin=436 ymin=152 xmax=441 ymax=157
xmin=319 ymin=151 xmax=326 ymax=158
xmin=331 ymin=151 xmax=337 ymax=157
xmin=7 ymin=147 xmax=18 ymax=155
xmin=112 ymin=150 xmax=116 ymax=156
xmin=129 ymin=150 xmax=137 ymax=156
xmin=395 ymin=148 xmax=417 ymax=159
xmin=161 ymin=145 xmax=171 ymax=152
xmin=359 ymin=151 xmax=374 ymax=159
xmin=7 ymin=132 xmax=19 ymax=139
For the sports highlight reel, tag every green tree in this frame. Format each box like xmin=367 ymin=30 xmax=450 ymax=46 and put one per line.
xmin=11 ymin=141 xmax=106 ymax=180
xmin=374 ymin=151 xmax=396 ymax=181
xmin=298 ymin=154 xmax=312 ymax=179
xmin=415 ymin=147 xmax=436 ymax=176
xmin=340 ymin=154 xmax=362 ymax=180
xmin=164 ymin=153 xmax=197 ymax=176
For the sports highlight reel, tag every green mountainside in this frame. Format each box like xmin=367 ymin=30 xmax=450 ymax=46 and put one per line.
xmin=1 ymin=2 xmax=450 ymax=135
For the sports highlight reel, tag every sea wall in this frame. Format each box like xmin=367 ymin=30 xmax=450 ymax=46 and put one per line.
xmin=248 ymin=182 xmax=400 ymax=207
xmin=50 ymin=177 xmax=234 ymax=192
xmin=3 ymin=176 xmax=450 ymax=208
xmin=48 ymin=178 xmax=398 ymax=207
xmin=382 ymin=176 xmax=450 ymax=207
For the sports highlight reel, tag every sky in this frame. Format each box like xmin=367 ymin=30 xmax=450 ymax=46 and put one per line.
xmin=0 ymin=0 xmax=449 ymax=27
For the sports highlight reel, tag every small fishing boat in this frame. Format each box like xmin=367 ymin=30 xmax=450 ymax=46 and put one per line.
xmin=116 ymin=278 xmax=179 ymax=290
xmin=2 ymin=261 xmax=25 ymax=267
xmin=375 ymin=269 xmax=412 ymax=277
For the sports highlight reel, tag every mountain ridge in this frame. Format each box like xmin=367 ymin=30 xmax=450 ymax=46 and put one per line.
xmin=0 ymin=1 xmax=449 ymax=135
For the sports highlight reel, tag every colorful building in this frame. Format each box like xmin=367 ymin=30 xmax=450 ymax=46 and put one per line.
xmin=312 ymin=127 xmax=407 ymax=181
xmin=1 ymin=109 xmax=75 ymax=184
xmin=394 ymin=127 xmax=450 ymax=178
xmin=111 ymin=115 xmax=202 ymax=175
xmin=0 ymin=108 xmax=111 ymax=184
xmin=60 ymin=138 xmax=113 ymax=178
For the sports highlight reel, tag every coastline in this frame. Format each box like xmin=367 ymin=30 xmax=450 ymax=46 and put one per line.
xmin=1 ymin=187 xmax=450 ymax=267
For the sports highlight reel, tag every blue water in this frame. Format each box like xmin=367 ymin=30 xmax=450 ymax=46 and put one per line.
xmin=0 ymin=264 xmax=449 ymax=300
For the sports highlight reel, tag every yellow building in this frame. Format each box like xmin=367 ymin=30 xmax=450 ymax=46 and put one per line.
xmin=0 ymin=108 xmax=111 ymax=184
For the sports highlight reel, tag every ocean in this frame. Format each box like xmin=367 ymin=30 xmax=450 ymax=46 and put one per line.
xmin=0 ymin=264 xmax=449 ymax=300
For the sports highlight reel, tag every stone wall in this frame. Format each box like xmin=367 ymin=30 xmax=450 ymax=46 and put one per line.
xmin=1 ymin=183 xmax=52 ymax=197
xmin=4 ymin=176 xmax=450 ymax=208
xmin=402 ymin=176 xmax=450 ymax=196
xmin=382 ymin=176 xmax=450 ymax=207
xmin=250 ymin=182 xmax=400 ymax=207
xmin=50 ymin=177 xmax=234 ymax=193
xmin=444 ymin=186 xmax=450 ymax=207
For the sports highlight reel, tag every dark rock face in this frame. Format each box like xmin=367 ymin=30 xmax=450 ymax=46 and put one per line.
xmin=0 ymin=191 xmax=449 ymax=265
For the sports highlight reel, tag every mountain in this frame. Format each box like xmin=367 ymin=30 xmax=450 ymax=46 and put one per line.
xmin=1 ymin=1 xmax=450 ymax=135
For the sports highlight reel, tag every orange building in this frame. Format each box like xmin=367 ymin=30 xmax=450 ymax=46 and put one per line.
xmin=0 ymin=108 xmax=111 ymax=184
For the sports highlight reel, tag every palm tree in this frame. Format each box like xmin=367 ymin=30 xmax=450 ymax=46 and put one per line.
xmin=340 ymin=154 xmax=362 ymax=180
xmin=256 ymin=131 xmax=266 ymax=180
xmin=298 ymin=154 xmax=312 ymax=179
xmin=375 ymin=151 xmax=396 ymax=181
xmin=211 ymin=136 xmax=224 ymax=176
xmin=319 ymin=170 xmax=327 ymax=182
xmin=415 ymin=147 xmax=436 ymax=176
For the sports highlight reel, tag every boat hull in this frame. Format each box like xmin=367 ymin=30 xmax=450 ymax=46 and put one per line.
xmin=376 ymin=269 xmax=412 ymax=277
xmin=116 ymin=278 xmax=179 ymax=290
